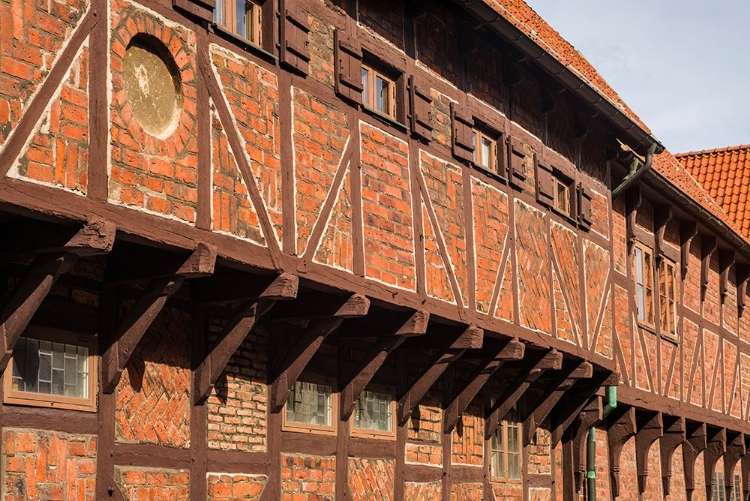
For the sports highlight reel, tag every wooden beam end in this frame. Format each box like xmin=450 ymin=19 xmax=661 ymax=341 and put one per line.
xmin=260 ymin=273 xmax=299 ymax=301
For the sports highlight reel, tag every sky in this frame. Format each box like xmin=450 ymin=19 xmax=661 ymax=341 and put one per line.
xmin=524 ymin=1 xmax=750 ymax=154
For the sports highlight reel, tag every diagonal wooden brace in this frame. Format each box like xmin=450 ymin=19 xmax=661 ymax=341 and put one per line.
xmin=485 ymin=349 xmax=562 ymax=439
xmin=102 ymin=244 xmax=216 ymax=393
xmin=550 ymin=370 xmax=609 ymax=447
xmin=635 ymin=411 xmax=663 ymax=493
xmin=683 ymin=422 xmax=707 ymax=501
xmin=0 ymin=253 xmax=79 ymax=373
xmin=659 ymin=416 xmax=686 ymax=496
xmin=0 ymin=219 xmax=115 ymax=258
xmin=397 ymin=349 xmax=464 ymax=425
xmin=444 ymin=338 xmax=524 ymax=433
xmin=607 ymin=406 xmax=636 ymax=499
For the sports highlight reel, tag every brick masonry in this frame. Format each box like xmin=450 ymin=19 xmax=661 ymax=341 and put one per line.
xmin=2 ymin=428 xmax=97 ymax=501
xmin=347 ymin=458 xmax=395 ymax=501
xmin=114 ymin=466 xmax=189 ymax=500
xmin=280 ymin=454 xmax=336 ymax=501
xmin=515 ymin=199 xmax=551 ymax=334
xmin=404 ymin=481 xmax=442 ymax=500
xmin=206 ymin=473 xmax=268 ymax=500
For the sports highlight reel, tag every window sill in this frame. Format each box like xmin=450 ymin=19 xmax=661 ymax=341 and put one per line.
xmin=471 ymin=163 xmax=508 ymax=185
xmin=660 ymin=332 xmax=679 ymax=345
xmin=362 ymin=106 xmax=408 ymax=133
xmin=637 ymin=322 xmax=657 ymax=335
xmin=212 ymin=25 xmax=276 ymax=64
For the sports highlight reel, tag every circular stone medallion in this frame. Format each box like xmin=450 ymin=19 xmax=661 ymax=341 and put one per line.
xmin=122 ymin=38 xmax=182 ymax=138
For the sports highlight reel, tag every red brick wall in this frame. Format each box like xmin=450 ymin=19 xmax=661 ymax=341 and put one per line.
xmin=2 ymin=428 xmax=97 ymax=501
xmin=528 ymin=427 xmax=552 ymax=475
xmin=347 ymin=458 xmax=395 ymax=501
xmin=307 ymin=12 xmax=335 ymax=88
xmin=552 ymin=222 xmax=581 ymax=346
xmin=451 ymin=482 xmax=483 ymax=500
xmin=404 ymin=481 xmax=442 ymax=500
xmin=430 ymin=90 xmax=452 ymax=149
xmin=280 ymin=454 xmax=336 ymax=500
xmin=114 ymin=466 xmax=189 ymax=500
xmin=515 ymin=199 xmax=552 ymax=333
xmin=207 ymin=473 xmax=267 ymax=500
xmin=414 ymin=4 xmax=458 ymax=82
xmin=451 ymin=404 xmax=484 ymax=466
xmin=584 ymin=240 xmax=611 ymax=355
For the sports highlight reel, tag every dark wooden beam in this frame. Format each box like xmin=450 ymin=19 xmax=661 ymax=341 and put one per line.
xmin=444 ymin=338 xmax=524 ymax=433
xmin=101 ymin=245 xmax=217 ymax=393
xmin=191 ymin=272 xmax=300 ymax=303
xmin=654 ymin=204 xmax=673 ymax=259
xmin=701 ymin=236 xmax=718 ymax=302
xmin=703 ymin=427 xmax=726 ymax=500
xmin=0 ymin=253 xmax=79 ymax=372
xmin=399 ymin=324 xmax=483 ymax=350
xmin=549 ymin=370 xmax=609 ymax=447
xmin=737 ymin=264 xmax=750 ymax=316
xmin=340 ymin=335 xmax=406 ymax=420
xmin=607 ymin=406 xmax=636 ymax=498
xmin=683 ymin=421 xmax=707 ymax=501
xmin=625 ymin=185 xmax=642 ymax=248
xmin=105 ymin=242 xmax=216 ymax=284
xmin=397 ymin=349 xmax=465 ymax=425
xmin=681 ymin=221 xmax=698 ymax=278
xmin=659 ymin=415 xmax=686 ymax=496
xmin=522 ymin=361 xmax=593 ymax=446
xmin=635 ymin=411 xmax=663 ymax=494
xmin=567 ymin=396 xmax=602 ymax=495
xmin=719 ymin=250 xmax=736 ymax=302
xmin=742 ymin=441 xmax=750 ymax=501
xmin=339 ymin=309 xmax=429 ymax=338
xmin=193 ymin=275 xmax=299 ymax=404
xmin=268 ymin=292 xmax=370 ymax=319
xmin=724 ymin=432 xmax=745 ymax=501
xmin=0 ymin=219 xmax=116 ymax=258
xmin=485 ymin=349 xmax=562 ymax=439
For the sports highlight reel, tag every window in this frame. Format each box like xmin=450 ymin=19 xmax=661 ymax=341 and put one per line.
xmin=634 ymin=243 xmax=655 ymax=326
xmin=213 ymin=0 xmax=263 ymax=45
xmin=659 ymin=258 xmax=679 ymax=336
xmin=490 ymin=405 xmax=521 ymax=481
xmin=472 ymin=128 xmax=497 ymax=172
xmin=361 ymin=64 xmax=396 ymax=118
xmin=283 ymin=380 xmax=336 ymax=434
xmin=352 ymin=389 xmax=395 ymax=438
xmin=552 ymin=174 xmax=573 ymax=217
xmin=4 ymin=329 xmax=97 ymax=412
xmin=712 ymin=472 xmax=742 ymax=501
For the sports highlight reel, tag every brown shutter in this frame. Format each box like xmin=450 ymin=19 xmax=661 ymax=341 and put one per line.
xmin=173 ymin=0 xmax=214 ymax=22
xmin=451 ymin=103 xmax=474 ymax=162
xmin=508 ymin=136 xmax=527 ymax=189
xmin=279 ymin=1 xmax=311 ymax=75
xmin=579 ymin=184 xmax=593 ymax=229
xmin=334 ymin=30 xmax=363 ymax=103
xmin=408 ymin=76 xmax=433 ymax=142
xmin=536 ymin=158 xmax=554 ymax=207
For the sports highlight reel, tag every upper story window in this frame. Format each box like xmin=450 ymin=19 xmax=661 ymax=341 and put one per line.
xmin=361 ymin=63 xmax=396 ymax=119
xmin=472 ymin=128 xmax=497 ymax=172
xmin=283 ymin=379 xmax=336 ymax=434
xmin=659 ymin=258 xmax=679 ymax=336
xmin=552 ymin=174 xmax=573 ymax=217
xmin=634 ymin=243 xmax=655 ymax=327
xmin=353 ymin=388 xmax=395 ymax=438
xmin=4 ymin=329 xmax=97 ymax=412
xmin=214 ymin=0 xmax=264 ymax=46
xmin=490 ymin=405 xmax=521 ymax=482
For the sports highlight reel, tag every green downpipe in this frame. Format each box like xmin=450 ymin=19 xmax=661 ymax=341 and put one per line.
xmin=587 ymin=386 xmax=617 ymax=501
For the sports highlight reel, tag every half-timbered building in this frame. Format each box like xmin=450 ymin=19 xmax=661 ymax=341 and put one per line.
xmin=0 ymin=0 xmax=749 ymax=499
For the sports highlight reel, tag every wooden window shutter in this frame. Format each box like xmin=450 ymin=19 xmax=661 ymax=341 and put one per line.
xmin=173 ymin=0 xmax=214 ymax=23
xmin=408 ymin=76 xmax=432 ymax=142
xmin=451 ymin=103 xmax=474 ymax=162
xmin=279 ymin=0 xmax=311 ymax=75
xmin=508 ymin=136 xmax=527 ymax=189
xmin=536 ymin=158 xmax=554 ymax=207
xmin=334 ymin=30 xmax=363 ymax=103
xmin=578 ymin=184 xmax=593 ymax=229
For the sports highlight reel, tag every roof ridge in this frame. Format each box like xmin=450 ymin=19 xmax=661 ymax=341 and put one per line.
xmin=675 ymin=144 xmax=750 ymax=158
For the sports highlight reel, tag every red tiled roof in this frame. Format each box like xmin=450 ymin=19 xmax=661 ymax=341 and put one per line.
xmin=676 ymin=145 xmax=750 ymax=239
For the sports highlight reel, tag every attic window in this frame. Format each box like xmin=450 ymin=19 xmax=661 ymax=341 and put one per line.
xmin=361 ymin=63 xmax=397 ymax=119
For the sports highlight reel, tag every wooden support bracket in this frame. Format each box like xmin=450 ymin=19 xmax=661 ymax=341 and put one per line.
xmin=569 ymin=396 xmax=602 ymax=494
xmin=625 ymin=185 xmax=642 ymax=249
xmin=340 ymin=309 xmax=429 ymax=338
xmin=192 ymin=272 xmax=300 ymax=303
xmin=724 ymin=432 xmax=745 ymax=501
xmin=550 ymin=370 xmax=609 ymax=447
xmin=635 ymin=411 xmax=663 ymax=493
xmin=737 ymin=264 xmax=749 ymax=316
xmin=0 ymin=219 xmax=116 ymax=258
xmin=0 ymin=253 xmax=79 ymax=372
xmin=607 ymin=406 xmax=636 ymax=499
xmin=340 ymin=335 xmax=406 ymax=420
xmin=654 ymin=204 xmax=673 ymax=259
xmin=683 ymin=422 xmax=707 ymax=501
xmin=269 ymin=292 xmax=370 ymax=319
xmin=742 ymin=441 xmax=750 ymax=501
xmin=681 ymin=221 xmax=699 ymax=278
xmin=400 ymin=324 xmax=483 ymax=350
xmin=659 ymin=415 xmax=686 ymax=496
xmin=444 ymin=338 xmax=524 ymax=433
xmin=193 ymin=274 xmax=299 ymax=404
xmin=719 ymin=250 xmax=736 ymax=302
xmin=701 ymin=236 xmax=718 ymax=301
xmin=485 ymin=349 xmax=562 ymax=439
xmin=397 ymin=349 xmax=464 ymax=425
xmin=105 ymin=242 xmax=216 ymax=284
xmin=102 ymin=244 xmax=216 ymax=393
xmin=703 ymin=427 xmax=726 ymax=500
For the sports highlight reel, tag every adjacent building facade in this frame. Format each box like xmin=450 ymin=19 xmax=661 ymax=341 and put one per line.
xmin=0 ymin=0 xmax=749 ymax=499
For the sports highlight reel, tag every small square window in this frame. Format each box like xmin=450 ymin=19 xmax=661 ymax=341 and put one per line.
xmin=472 ymin=128 xmax=497 ymax=172
xmin=490 ymin=405 xmax=522 ymax=482
xmin=552 ymin=175 xmax=572 ymax=217
xmin=4 ymin=328 xmax=97 ymax=412
xmin=214 ymin=0 xmax=264 ymax=46
xmin=361 ymin=64 xmax=397 ymax=119
xmin=352 ymin=389 xmax=395 ymax=438
xmin=282 ymin=379 xmax=336 ymax=434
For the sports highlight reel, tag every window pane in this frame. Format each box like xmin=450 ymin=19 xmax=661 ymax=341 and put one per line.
xmin=286 ymin=381 xmax=333 ymax=427
xmin=236 ymin=0 xmax=247 ymax=37
xmin=635 ymin=248 xmax=643 ymax=284
xmin=213 ymin=0 xmax=225 ymax=24
xmin=11 ymin=336 xmax=89 ymax=400
xmin=361 ymin=68 xmax=369 ymax=106
xmin=508 ymin=452 xmax=521 ymax=480
xmin=375 ymin=76 xmax=389 ymax=114
xmin=354 ymin=390 xmax=392 ymax=432
xmin=481 ymin=136 xmax=492 ymax=169
xmin=471 ymin=131 xmax=477 ymax=163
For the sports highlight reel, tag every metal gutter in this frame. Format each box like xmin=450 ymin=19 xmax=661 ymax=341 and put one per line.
xmin=454 ymin=0 xmax=665 ymax=157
